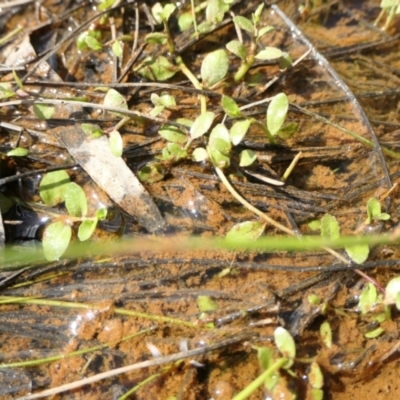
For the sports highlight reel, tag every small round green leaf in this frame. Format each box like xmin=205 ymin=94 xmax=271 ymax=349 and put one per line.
xmin=385 ymin=276 xmax=400 ymax=307
xmin=233 ymin=16 xmax=254 ymax=34
xmin=226 ymin=40 xmax=247 ymax=60
xmin=255 ymin=47 xmax=282 ymax=60
xmin=320 ymin=213 xmax=340 ymax=240
xmin=39 ymin=170 xmax=71 ymax=207
xmin=112 ymin=40 xmax=123 ymax=57
xmin=197 ymin=295 xmax=218 ymax=312
xmin=33 ymin=103 xmax=55 ymax=120
xmin=226 ymin=220 xmax=266 ymax=241
xmin=96 ymin=208 xmax=108 ymax=221
xmin=230 ymin=119 xmax=252 ymax=145
xmin=178 ymin=12 xmax=193 ymax=32
xmin=81 ymin=123 xmax=104 ymax=138
xmin=274 ymin=327 xmax=296 ymax=368
xmin=64 ymin=182 xmax=88 ymax=218
xmin=137 ymin=56 xmax=177 ymax=81
xmin=109 ymin=130 xmax=123 ymax=157
xmin=78 ymin=219 xmax=98 ymax=241
xmin=42 ymin=221 xmax=72 ymax=261
xmin=239 ymin=149 xmax=257 ymax=167
xmin=345 ymin=243 xmax=369 ymax=264
xmin=85 ymin=35 xmax=103 ymax=51
xmin=190 ymin=111 xmax=215 ymax=140
xmin=221 ymin=96 xmax=242 ymax=118
xmin=192 ymin=147 xmax=209 ymax=162
xmin=320 ymin=321 xmax=332 ymax=348
xmin=201 ymin=49 xmax=229 ymax=88
xmin=309 ymin=362 xmax=324 ymax=389
xmin=104 ymin=89 xmax=128 ymax=114
xmin=159 ymin=124 xmax=187 ymax=144
xmin=267 ymin=93 xmax=289 ymax=135
xmin=7 ymin=147 xmax=28 ymax=157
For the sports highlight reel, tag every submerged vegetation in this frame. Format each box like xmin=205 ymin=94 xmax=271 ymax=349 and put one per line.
xmin=1 ymin=0 xmax=400 ymax=399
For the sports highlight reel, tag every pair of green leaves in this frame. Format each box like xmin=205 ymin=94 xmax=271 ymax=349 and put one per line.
xmin=76 ymin=30 xmax=102 ymax=51
xmin=309 ymin=213 xmax=369 ymax=264
xmin=81 ymin=88 xmax=128 ymax=157
xmin=39 ymin=170 xmax=107 ymax=261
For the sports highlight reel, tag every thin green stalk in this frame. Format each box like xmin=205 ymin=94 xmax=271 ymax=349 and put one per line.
xmin=176 ymin=55 xmax=207 ymax=113
xmin=215 ymin=167 xmax=293 ymax=235
xmin=0 ymin=329 xmax=154 ymax=368
xmin=234 ymin=54 xmax=255 ymax=82
xmin=0 ymin=25 xmax=23 ymax=46
xmin=3 ymin=297 xmax=207 ymax=330
xmin=118 ymin=363 xmax=180 ymax=400
xmin=232 ymin=357 xmax=288 ymax=400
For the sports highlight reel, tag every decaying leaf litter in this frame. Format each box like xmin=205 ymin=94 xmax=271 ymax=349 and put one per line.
xmin=1 ymin=0 xmax=400 ymax=398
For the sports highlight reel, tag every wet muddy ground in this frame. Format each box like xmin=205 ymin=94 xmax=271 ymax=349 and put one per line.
xmin=1 ymin=0 xmax=400 ymax=399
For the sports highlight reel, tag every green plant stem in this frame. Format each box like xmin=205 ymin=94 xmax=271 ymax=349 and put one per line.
xmin=253 ymin=120 xmax=275 ymax=144
xmin=215 ymin=166 xmax=293 ymax=235
xmin=175 ymin=55 xmax=207 ymax=113
xmin=1 ymin=297 xmax=207 ymax=329
xmin=0 ymin=329 xmax=154 ymax=368
xmin=282 ymin=151 xmax=302 ymax=182
xmin=0 ymin=25 xmax=23 ymax=46
xmin=163 ymin=20 xmax=175 ymax=54
xmin=216 ymin=167 xmax=350 ymax=264
xmin=232 ymin=357 xmax=288 ymax=400
xmin=234 ymin=55 xmax=254 ymax=82
xmin=190 ymin=0 xmax=199 ymax=38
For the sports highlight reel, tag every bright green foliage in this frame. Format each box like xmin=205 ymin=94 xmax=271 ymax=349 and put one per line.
xmin=145 ymin=32 xmax=168 ymax=45
xmin=345 ymin=243 xmax=369 ymax=264
xmin=206 ymin=0 xmax=229 ymax=23
xmin=208 ymin=123 xmax=231 ymax=168
xmin=233 ymin=15 xmax=254 ymax=34
xmin=364 ymin=327 xmax=385 ymax=339
xmin=64 ymin=182 xmax=88 ymax=218
xmin=192 ymin=147 xmax=209 ymax=162
xmin=267 ymin=93 xmax=289 ymax=136
xmin=160 ymin=143 xmax=187 ymax=161
xmin=226 ymin=221 xmax=266 ymax=241
xmin=152 ymin=3 xmax=176 ymax=24
xmin=108 ymin=130 xmax=123 ymax=157
xmin=33 ymin=103 xmax=55 ymax=120
xmin=104 ymin=89 xmax=128 ymax=116
xmin=78 ymin=219 xmax=98 ymax=241
xmin=39 ymin=170 xmax=71 ymax=207
xmin=137 ymin=56 xmax=177 ymax=81
xmin=320 ymin=214 xmax=340 ymax=240
xmin=365 ymin=197 xmax=390 ymax=224
xmin=274 ymin=327 xmax=296 ymax=368
xmin=308 ymin=219 xmax=321 ymax=231
xmin=308 ymin=294 xmax=321 ymax=305
xmin=159 ymin=125 xmax=187 ymax=144
xmin=226 ymin=40 xmax=247 ymax=60
xmin=197 ymin=295 xmax=218 ymax=312
xmin=42 ymin=221 xmax=72 ymax=261
xmin=255 ymin=47 xmax=282 ymax=60
xmin=7 ymin=147 xmax=28 ymax=157
xmin=385 ymin=276 xmax=400 ymax=310
xmin=138 ymin=163 xmax=165 ymax=183
xmin=239 ymin=149 xmax=257 ymax=167
xmin=81 ymin=123 xmax=104 ymax=138
xmin=112 ymin=40 xmax=123 ymax=57
xmin=256 ymin=347 xmax=279 ymax=390
xmin=230 ymin=119 xmax=251 ymax=145
xmin=12 ymin=69 xmax=24 ymax=91
xmin=221 ymin=96 xmax=242 ymax=118
xmin=201 ymin=49 xmax=229 ymax=87
xmin=97 ymin=0 xmax=116 ymax=11
xmin=309 ymin=361 xmax=324 ymax=389
xmin=0 ymin=83 xmax=16 ymax=99
xmin=320 ymin=321 xmax=332 ymax=348
xmin=178 ymin=12 xmax=193 ymax=31
xmin=76 ymin=30 xmax=102 ymax=51
xmin=190 ymin=112 xmax=215 ymax=140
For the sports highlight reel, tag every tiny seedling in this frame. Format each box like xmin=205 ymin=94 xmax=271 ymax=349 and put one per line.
xmin=365 ymin=197 xmax=391 ymax=225
xmin=39 ymin=170 xmax=108 ymax=261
